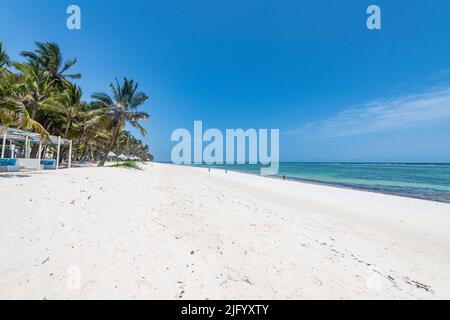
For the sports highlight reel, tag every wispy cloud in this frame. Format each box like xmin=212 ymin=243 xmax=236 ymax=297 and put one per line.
xmin=287 ymin=86 xmax=450 ymax=137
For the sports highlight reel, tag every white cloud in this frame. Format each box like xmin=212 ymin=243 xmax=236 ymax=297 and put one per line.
xmin=287 ymin=86 xmax=450 ymax=137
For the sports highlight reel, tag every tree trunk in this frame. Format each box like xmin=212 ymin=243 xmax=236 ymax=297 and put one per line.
xmin=116 ymin=141 xmax=119 ymax=165
xmin=98 ymin=124 xmax=121 ymax=167
xmin=82 ymin=144 xmax=90 ymax=161
xmin=59 ymin=148 xmax=68 ymax=166
xmin=31 ymin=106 xmax=37 ymax=120
xmin=57 ymin=118 xmax=73 ymax=166
xmin=64 ymin=118 xmax=72 ymax=138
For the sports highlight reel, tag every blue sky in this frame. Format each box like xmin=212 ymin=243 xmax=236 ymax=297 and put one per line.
xmin=1 ymin=0 xmax=450 ymax=162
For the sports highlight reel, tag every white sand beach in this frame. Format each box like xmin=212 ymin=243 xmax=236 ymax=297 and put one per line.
xmin=0 ymin=163 xmax=449 ymax=300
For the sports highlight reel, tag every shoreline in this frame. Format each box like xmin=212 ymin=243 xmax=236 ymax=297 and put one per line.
xmin=1 ymin=163 xmax=450 ymax=299
xmin=3 ymin=161 xmax=449 ymax=203
xmin=179 ymin=163 xmax=450 ymax=204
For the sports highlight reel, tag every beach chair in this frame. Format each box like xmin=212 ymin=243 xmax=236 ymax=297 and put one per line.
xmin=0 ymin=158 xmax=20 ymax=172
xmin=40 ymin=159 xmax=57 ymax=170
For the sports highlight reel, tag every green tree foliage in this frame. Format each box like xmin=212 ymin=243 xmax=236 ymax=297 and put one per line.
xmin=0 ymin=41 xmax=153 ymax=163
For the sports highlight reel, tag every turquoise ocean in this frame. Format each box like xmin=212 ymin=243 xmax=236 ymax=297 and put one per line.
xmin=194 ymin=163 xmax=450 ymax=203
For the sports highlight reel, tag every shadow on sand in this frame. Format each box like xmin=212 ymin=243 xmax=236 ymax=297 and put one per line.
xmin=0 ymin=174 xmax=31 ymax=178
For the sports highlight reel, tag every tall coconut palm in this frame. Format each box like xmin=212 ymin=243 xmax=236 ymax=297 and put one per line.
xmin=68 ymin=102 xmax=108 ymax=159
xmin=114 ymin=130 xmax=152 ymax=161
xmin=7 ymin=62 xmax=60 ymax=122
xmin=91 ymin=78 xmax=149 ymax=167
xmin=0 ymin=41 xmax=10 ymax=99
xmin=0 ymin=42 xmax=10 ymax=69
xmin=21 ymin=42 xmax=81 ymax=86
xmin=0 ymin=64 xmax=48 ymax=135
xmin=49 ymin=81 xmax=83 ymax=138
xmin=0 ymin=102 xmax=48 ymax=136
xmin=0 ymin=42 xmax=48 ymax=136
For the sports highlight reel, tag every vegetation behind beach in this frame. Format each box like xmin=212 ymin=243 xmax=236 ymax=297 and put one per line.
xmin=0 ymin=41 xmax=153 ymax=165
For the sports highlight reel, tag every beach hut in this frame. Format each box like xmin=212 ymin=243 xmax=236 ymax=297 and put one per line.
xmin=0 ymin=126 xmax=73 ymax=171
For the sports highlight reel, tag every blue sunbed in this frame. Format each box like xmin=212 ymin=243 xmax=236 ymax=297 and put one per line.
xmin=40 ymin=159 xmax=57 ymax=170
xmin=0 ymin=158 xmax=19 ymax=172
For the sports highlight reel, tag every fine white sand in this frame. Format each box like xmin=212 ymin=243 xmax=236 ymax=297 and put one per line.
xmin=0 ymin=163 xmax=449 ymax=300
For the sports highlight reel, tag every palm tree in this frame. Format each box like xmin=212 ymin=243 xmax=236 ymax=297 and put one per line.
xmin=69 ymin=102 xmax=109 ymax=160
xmin=0 ymin=42 xmax=10 ymax=69
xmin=0 ymin=102 xmax=48 ymax=135
xmin=118 ymin=130 xmax=132 ymax=154
xmin=0 ymin=63 xmax=48 ymax=135
xmin=91 ymin=78 xmax=149 ymax=167
xmin=7 ymin=62 xmax=60 ymax=122
xmin=21 ymin=42 xmax=81 ymax=86
xmin=53 ymin=82 xmax=83 ymax=138
xmin=0 ymin=41 xmax=10 ymax=100
xmin=1 ymin=41 xmax=154 ymax=164
xmin=114 ymin=130 xmax=153 ymax=161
